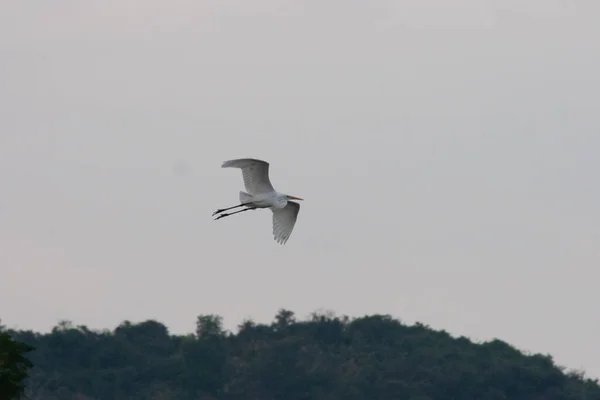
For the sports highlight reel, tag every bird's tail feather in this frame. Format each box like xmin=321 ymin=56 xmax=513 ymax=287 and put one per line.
xmin=239 ymin=191 xmax=253 ymax=204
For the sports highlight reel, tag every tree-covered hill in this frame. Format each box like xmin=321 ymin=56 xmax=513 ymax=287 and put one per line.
xmin=4 ymin=310 xmax=600 ymax=400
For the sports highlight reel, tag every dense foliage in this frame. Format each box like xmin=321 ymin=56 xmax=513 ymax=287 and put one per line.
xmin=5 ymin=310 xmax=600 ymax=400
xmin=0 ymin=321 xmax=34 ymax=400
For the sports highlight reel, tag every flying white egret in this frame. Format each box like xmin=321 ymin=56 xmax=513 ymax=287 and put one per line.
xmin=213 ymin=158 xmax=304 ymax=245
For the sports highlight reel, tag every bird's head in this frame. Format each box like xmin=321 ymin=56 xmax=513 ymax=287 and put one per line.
xmin=285 ymin=195 xmax=304 ymax=201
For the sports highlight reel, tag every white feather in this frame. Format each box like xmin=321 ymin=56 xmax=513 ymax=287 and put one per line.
xmin=221 ymin=158 xmax=274 ymax=195
xmin=272 ymin=201 xmax=301 ymax=245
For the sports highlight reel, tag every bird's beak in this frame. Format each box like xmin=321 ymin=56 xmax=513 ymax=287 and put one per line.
xmin=288 ymin=196 xmax=304 ymax=201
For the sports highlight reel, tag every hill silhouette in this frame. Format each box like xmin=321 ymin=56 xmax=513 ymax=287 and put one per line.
xmin=5 ymin=309 xmax=600 ymax=400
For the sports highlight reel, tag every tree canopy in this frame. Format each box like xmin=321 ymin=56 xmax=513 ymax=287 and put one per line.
xmin=0 ymin=321 xmax=34 ymax=400
xmin=4 ymin=310 xmax=600 ymax=400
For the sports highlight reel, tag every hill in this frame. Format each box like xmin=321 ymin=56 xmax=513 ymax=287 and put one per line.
xmin=4 ymin=309 xmax=600 ymax=400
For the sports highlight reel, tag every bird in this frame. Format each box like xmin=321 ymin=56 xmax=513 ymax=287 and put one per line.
xmin=212 ymin=158 xmax=304 ymax=245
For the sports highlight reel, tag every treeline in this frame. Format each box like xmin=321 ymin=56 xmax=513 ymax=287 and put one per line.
xmin=3 ymin=310 xmax=600 ymax=400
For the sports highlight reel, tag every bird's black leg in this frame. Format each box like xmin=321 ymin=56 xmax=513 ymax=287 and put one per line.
xmin=212 ymin=202 xmax=253 ymax=216
xmin=214 ymin=207 xmax=257 ymax=221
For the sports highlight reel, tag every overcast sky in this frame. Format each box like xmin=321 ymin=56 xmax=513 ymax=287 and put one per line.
xmin=1 ymin=0 xmax=599 ymax=378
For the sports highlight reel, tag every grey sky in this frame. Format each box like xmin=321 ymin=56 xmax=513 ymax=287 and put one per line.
xmin=1 ymin=0 xmax=599 ymax=377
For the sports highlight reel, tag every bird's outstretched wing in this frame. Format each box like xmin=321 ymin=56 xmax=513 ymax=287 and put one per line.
xmin=272 ymin=201 xmax=300 ymax=245
xmin=221 ymin=158 xmax=275 ymax=195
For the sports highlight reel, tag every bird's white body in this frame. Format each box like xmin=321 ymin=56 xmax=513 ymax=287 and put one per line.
xmin=239 ymin=190 xmax=288 ymax=209
xmin=214 ymin=158 xmax=303 ymax=245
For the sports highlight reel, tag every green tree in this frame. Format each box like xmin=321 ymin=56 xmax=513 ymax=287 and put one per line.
xmin=195 ymin=315 xmax=224 ymax=339
xmin=0 ymin=328 xmax=34 ymax=400
xmin=273 ymin=309 xmax=296 ymax=331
